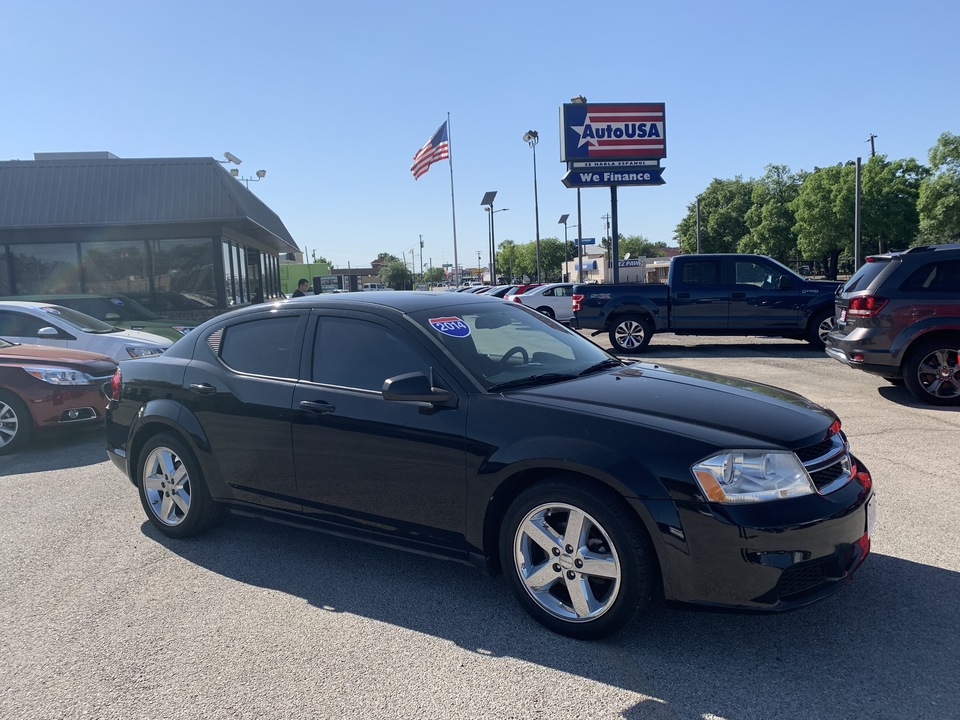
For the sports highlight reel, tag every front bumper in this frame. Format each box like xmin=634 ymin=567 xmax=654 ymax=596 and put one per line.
xmin=638 ymin=465 xmax=874 ymax=611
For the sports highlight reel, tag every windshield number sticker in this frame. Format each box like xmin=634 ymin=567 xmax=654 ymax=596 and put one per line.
xmin=429 ymin=316 xmax=471 ymax=338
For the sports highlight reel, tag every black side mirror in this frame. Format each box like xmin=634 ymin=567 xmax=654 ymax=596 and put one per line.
xmin=382 ymin=372 xmax=457 ymax=409
xmin=778 ymin=275 xmax=794 ymax=290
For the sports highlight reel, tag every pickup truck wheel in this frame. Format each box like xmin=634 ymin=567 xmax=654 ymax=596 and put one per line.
xmin=903 ymin=338 xmax=960 ymax=406
xmin=499 ymin=477 xmax=652 ymax=639
xmin=807 ymin=309 xmax=836 ymax=349
xmin=609 ymin=315 xmax=652 ymax=354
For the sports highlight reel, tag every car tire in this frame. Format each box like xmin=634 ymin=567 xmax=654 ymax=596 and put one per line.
xmin=903 ymin=337 xmax=960 ymax=406
xmin=499 ymin=477 xmax=653 ymax=639
xmin=137 ymin=433 xmax=221 ymax=538
xmin=807 ymin=308 xmax=836 ymax=349
xmin=0 ymin=390 xmax=33 ymax=455
xmin=537 ymin=306 xmax=556 ymax=319
xmin=609 ymin=314 xmax=653 ymax=354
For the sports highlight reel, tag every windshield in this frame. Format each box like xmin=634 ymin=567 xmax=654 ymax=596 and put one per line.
xmin=410 ymin=302 xmax=616 ymax=391
xmin=38 ymin=306 xmax=120 ymax=333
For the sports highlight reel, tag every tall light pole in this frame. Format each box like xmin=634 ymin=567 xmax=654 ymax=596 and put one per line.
xmin=558 ymin=213 xmax=572 ymax=281
xmin=523 ymin=130 xmax=542 ymax=281
xmin=486 ymin=206 xmax=509 ymax=284
xmin=480 ymin=191 xmax=498 ymax=285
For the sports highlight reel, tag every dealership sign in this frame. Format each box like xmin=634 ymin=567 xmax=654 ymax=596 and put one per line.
xmin=562 ymin=165 xmax=665 ymax=188
xmin=560 ymin=102 xmax=666 ymax=162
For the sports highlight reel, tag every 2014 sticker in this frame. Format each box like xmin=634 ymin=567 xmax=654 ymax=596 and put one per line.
xmin=429 ymin=316 xmax=471 ymax=338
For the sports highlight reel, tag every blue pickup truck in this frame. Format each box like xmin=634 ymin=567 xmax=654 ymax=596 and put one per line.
xmin=571 ymin=254 xmax=840 ymax=353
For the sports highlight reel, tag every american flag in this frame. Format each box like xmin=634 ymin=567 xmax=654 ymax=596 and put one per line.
xmin=411 ymin=122 xmax=450 ymax=180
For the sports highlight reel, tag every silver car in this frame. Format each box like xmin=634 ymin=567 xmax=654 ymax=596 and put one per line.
xmin=0 ymin=301 xmax=171 ymax=361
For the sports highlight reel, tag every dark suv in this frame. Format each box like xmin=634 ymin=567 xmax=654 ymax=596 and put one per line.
xmin=825 ymin=244 xmax=960 ymax=405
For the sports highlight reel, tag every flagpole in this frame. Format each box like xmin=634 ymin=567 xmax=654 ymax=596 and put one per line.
xmin=446 ymin=112 xmax=460 ymax=286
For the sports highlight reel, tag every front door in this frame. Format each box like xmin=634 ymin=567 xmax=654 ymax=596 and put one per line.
xmin=291 ymin=311 xmax=468 ymax=550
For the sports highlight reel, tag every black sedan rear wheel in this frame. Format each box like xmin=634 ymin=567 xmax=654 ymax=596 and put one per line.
xmin=137 ymin=433 xmax=221 ymax=537
xmin=0 ymin=390 xmax=33 ymax=455
xmin=499 ymin=477 xmax=652 ymax=639
xmin=903 ymin=337 xmax=960 ymax=406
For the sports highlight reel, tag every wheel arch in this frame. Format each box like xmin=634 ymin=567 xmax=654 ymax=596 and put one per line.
xmin=127 ymin=401 xmax=228 ymax=499
xmin=479 ymin=465 xmax=664 ymax=587
xmin=894 ymin=323 xmax=960 ymax=371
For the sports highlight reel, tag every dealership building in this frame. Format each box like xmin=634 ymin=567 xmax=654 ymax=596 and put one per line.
xmin=0 ymin=152 xmax=299 ymax=319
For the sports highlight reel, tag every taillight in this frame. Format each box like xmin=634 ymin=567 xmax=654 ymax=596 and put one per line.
xmin=110 ymin=368 xmax=122 ymax=401
xmin=572 ymin=293 xmax=584 ymax=312
xmin=847 ymin=295 xmax=888 ymax=317
xmin=511 ymin=295 xmax=522 ymax=304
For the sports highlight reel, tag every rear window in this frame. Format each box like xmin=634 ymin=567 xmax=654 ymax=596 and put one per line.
xmin=841 ymin=258 xmax=892 ymax=293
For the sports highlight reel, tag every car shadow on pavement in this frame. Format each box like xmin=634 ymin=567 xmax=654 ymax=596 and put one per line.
xmin=877 ymin=383 xmax=960 ymax=410
xmin=145 ymin=515 xmax=959 ymax=720
xmin=614 ymin=341 xmax=826 ymax=361
xmin=0 ymin=425 xmax=107 ymax=476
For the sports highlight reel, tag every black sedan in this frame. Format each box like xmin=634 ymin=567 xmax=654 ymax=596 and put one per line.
xmin=105 ymin=292 xmax=874 ymax=639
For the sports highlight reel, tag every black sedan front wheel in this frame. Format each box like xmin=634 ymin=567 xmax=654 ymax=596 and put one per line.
xmin=138 ymin=433 xmax=221 ymax=537
xmin=500 ymin=478 xmax=652 ymax=639
xmin=903 ymin=338 xmax=960 ymax=406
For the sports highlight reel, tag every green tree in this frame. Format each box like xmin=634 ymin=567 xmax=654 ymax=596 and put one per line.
xmin=860 ymin=155 xmax=922 ymax=254
xmin=378 ymin=258 xmax=411 ymax=289
xmin=740 ymin=165 xmax=803 ymax=263
xmin=423 ymin=266 xmax=445 ymax=284
xmin=918 ymin=131 xmax=960 ymax=243
xmin=791 ymin=163 xmax=853 ymax=279
xmin=496 ymin=240 xmax=517 ymax=282
xmin=600 ymin=234 xmax=669 ymax=259
xmin=675 ymin=177 xmax=756 ymax=254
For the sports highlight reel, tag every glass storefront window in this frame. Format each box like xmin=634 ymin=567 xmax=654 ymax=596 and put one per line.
xmin=151 ymin=238 xmax=218 ymax=308
xmin=81 ymin=240 xmax=150 ymax=295
xmin=9 ymin=243 xmax=81 ymax=293
xmin=0 ymin=247 xmax=10 ymax=295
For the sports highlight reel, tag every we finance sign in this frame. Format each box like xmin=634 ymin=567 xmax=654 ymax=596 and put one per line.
xmin=560 ymin=103 xmax=666 ymax=162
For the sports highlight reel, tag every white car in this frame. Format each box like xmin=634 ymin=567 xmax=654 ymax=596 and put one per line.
xmin=0 ymin=301 xmax=171 ymax=361
xmin=505 ymin=283 xmax=576 ymax=322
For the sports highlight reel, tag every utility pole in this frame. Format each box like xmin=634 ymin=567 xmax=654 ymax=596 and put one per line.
xmin=867 ymin=134 xmax=877 ymax=158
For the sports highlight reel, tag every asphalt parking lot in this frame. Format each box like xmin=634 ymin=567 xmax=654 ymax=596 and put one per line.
xmin=2 ymin=332 xmax=958 ymax=720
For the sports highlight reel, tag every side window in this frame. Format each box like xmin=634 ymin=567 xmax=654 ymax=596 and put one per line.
xmin=313 ymin=317 xmax=428 ymax=391
xmin=901 ymin=260 xmax=960 ymax=293
xmin=0 ymin=311 xmax=46 ymax=337
xmin=219 ymin=316 xmax=300 ymax=378
xmin=734 ymin=261 xmax=770 ymax=287
xmin=679 ymin=260 xmax=720 ymax=285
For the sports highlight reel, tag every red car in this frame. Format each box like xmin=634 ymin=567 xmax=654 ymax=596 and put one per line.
xmin=0 ymin=338 xmax=117 ymax=454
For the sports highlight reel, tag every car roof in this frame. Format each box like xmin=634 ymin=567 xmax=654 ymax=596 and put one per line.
xmin=242 ymin=291 xmax=506 ymax=316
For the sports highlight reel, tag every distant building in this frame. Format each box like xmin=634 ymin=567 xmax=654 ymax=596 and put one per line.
xmin=0 ymin=153 xmax=299 ymax=319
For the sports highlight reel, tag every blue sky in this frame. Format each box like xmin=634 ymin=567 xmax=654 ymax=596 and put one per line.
xmin=3 ymin=1 xmax=958 ymax=271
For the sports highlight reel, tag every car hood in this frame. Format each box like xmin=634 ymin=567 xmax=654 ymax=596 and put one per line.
xmin=103 ymin=328 xmax=172 ymax=346
xmin=518 ymin=362 xmax=835 ymax=448
xmin=0 ymin=342 xmax=117 ymax=373
xmin=112 ymin=320 xmax=189 ymax=340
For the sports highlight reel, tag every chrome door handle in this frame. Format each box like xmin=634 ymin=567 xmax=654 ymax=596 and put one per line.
xmin=300 ymin=400 xmax=335 ymax=414
xmin=188 ymin=383 xmax=216 ymax=396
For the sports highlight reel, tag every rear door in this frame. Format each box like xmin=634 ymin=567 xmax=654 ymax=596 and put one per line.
xmin=669 ymin=257 xmax=728 ymax=329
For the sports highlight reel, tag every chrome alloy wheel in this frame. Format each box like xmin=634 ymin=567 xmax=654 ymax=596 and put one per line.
xmin=613 ymin=320 xmax=647 ymax=351
xmin=142 ymin=445 xmax=193 ymax=526
xmin=818 ymin=314 xmax=837 ymax=343
xmin=0 ymin=399 xmax=21 ymax=449
xmin=915 ymin=347 xmax=960 ymax=400
xmin=513 ymin=502 xmax=622 ymax=623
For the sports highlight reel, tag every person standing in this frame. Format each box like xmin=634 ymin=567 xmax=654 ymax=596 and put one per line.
xmin=292 ymin=278 xmax=309 ymax=297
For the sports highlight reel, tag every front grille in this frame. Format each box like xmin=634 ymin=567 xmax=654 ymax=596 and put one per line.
xmin=796 ymin=431 xmax=853 ymax=494
xmin=775 ymin=562 xmax=827 ymax=599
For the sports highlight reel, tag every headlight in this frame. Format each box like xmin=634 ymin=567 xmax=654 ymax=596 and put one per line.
xmin=125 ymin=346 xmax=165 ymax=359
xmin=692 ymin=450 xmax=815 ymax=504
xmin=22 ymin=366 xmax=94 ymax=385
